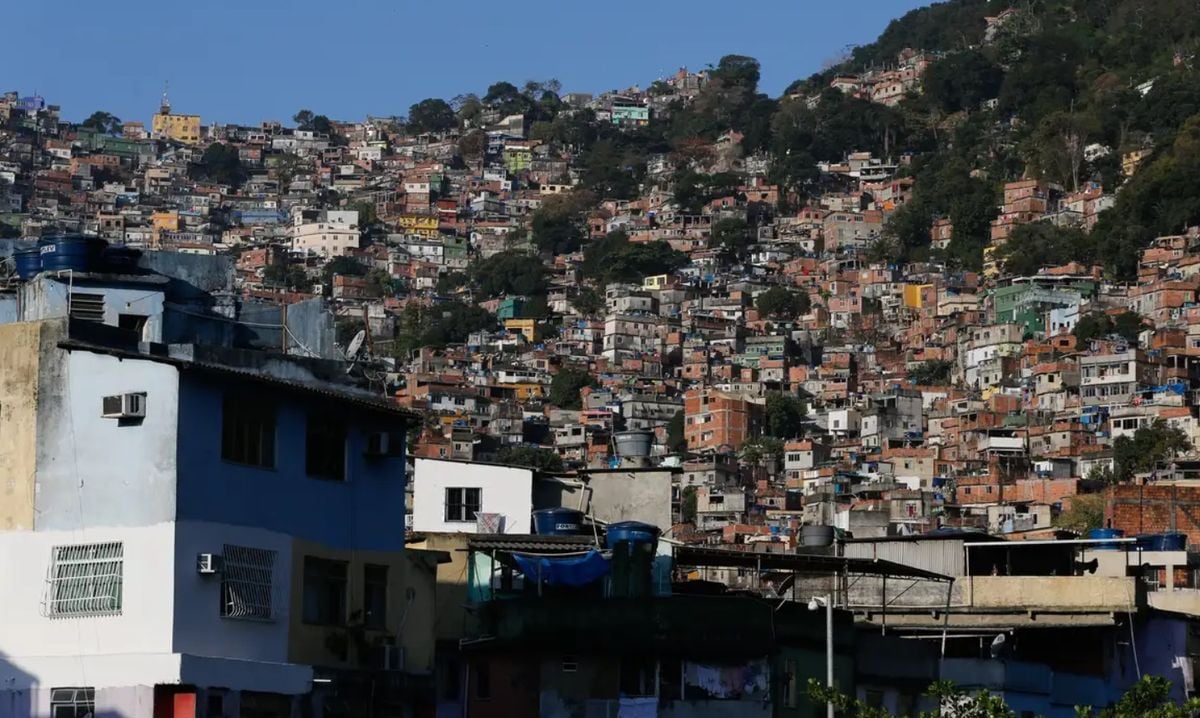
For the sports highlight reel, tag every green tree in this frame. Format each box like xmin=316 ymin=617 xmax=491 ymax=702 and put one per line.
xmin=190 ymin=143 xmax=246 ymax=188
xmin=756 ymin=286 xmax=810 ymax=319
xmin=996 ymin=223 xmax=1094 ymax=277
xmin=908 ymin=360 xmax=953 ymax=386
xmin=469 ymin=250 xmax=549 ymax=299
xmin=495 ymin=446 xmax=564 ymax=473
xmin=530 ymin=192 xmax=592 ymax=254
xmin=571 ymin=287 xmax=605 ymax=317
xmin=1054 ymin=493 xmax=1107 ymax=533
xmin=1113 ymin=419 xmax=1193 ymax=482
xmin=764 ymin=393 xmax=806 ymax=440
xmin=680 ymin=486 xmax=698 ymax=524
xmin=81 ymin=111 xmax=122 ymax=135
xmin=710 ymin=217 xmax=752 ymax=255
xmin=739 ymin=436 xmax=785 ymax=467
xmin=407 ymin=98 xmax=457 ymax=134
xmin=548 ymin=367 xmax=596 ymax=409
xmin=1074 ymin=311 xmax=1144 ymax=347
xmin=922 ymin=50 xmax=1004 ymax=114
xmin=666 ymin=410 xmax=687 ymax=453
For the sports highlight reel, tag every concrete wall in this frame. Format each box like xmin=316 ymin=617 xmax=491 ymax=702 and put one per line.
xmin=407 ymin=534 xmax=474 ymax=642
xmin=176 ymin=373 xmax=408 ymax=552
xmin=171 ymin=521 xmax=294 ymax=664
xmin=411 ymin=458 xmax=532 ymax=534
xmin=0 ymin=523 xmax=176 ymax=663
xmin=36 ymin=349 xmax=180 ymax=530
xmin=0 ymin=322 xmax=54 ymax=531
xmin=18 ymin=278 xmax=165 ymax=342
xmin=966 ymin=576 xmax=1138 ymax=610
xmin=285 ymin=538 xmax=411 ymax=670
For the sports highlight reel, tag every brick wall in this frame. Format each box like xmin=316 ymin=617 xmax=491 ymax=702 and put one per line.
xmin=1107 ymin=484 xmax=1200 ymax=545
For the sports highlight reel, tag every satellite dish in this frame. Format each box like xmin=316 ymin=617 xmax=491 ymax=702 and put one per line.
xmin=346 ymin=330 xmax=367 ymax=360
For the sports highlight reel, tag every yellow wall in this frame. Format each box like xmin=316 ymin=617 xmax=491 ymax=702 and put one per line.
xmin=513 ymin=383 xmax=544 ymax=401
xmin=902 ymin=283 xmax=932 ymax=309
xmin=0 ymin=321 xmax=57 ymax=531
xmin=407 ymin=534 xmax=474 ymax=642
xmin=152 ymin=211 xmax=180 ymax=232
xmin=152 ymin=112 xmax=201 ymax=144
xmin=504 ymin=318 xmax=538 ymax=342
xmin=288 ymin=539 xmax=438 ymax=673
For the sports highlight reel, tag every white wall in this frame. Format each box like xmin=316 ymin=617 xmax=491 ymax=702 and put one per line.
xmin=0 ymin=523 xmax=177 ymax=669
xmin=412 ymin=458 xmax=532 ymax=534
xmin=36 ymin=351 xmax=180 ymax=530
xmin=20 ymin=279 xmax=165 ymax=342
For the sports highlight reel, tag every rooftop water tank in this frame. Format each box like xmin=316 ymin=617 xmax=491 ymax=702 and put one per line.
xmin=40 ymin=235 xmax=106 ymax=273
xmin=801 ymin=524 xmax=835 ymax=547
xmin=13 ymin=247 xmax=41 ymax=280
xmin=532 ymin=508 xmax=585 ymax=536
xmin=1087 ymin=528 xmax=1125 ymax=551
xmin=613 ymin=430 xmax=653 ymax=458
xmin=606 ymin=521 xmax=660 ymax=553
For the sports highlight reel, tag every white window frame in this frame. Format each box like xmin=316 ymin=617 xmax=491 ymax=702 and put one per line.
xmin=44 ymin=542 xmax=124 ymax=618
xmin=221 ymin=544 xmax=277 ymax=621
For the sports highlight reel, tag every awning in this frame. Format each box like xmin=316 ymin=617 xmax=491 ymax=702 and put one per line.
xmin=674 ymin=545 xmax=953 ymax=582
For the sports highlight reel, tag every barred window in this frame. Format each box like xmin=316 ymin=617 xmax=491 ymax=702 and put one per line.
xmin=44 ymin=542 xmax=123 ymax=618
xmin=221 ymin=545 xmax=276 ymax=620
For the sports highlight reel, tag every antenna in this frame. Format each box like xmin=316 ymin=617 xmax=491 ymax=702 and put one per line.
xmin=160 ymin=81 xmax=171 ymax=114
xmin=344 ymin=329 xmax=367 ymax=375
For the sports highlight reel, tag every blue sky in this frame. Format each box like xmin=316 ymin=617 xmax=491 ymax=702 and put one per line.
xmin=9 ymin=0 xmax=931 ymax=126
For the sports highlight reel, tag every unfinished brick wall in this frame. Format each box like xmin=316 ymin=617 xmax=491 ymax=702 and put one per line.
xmin=1107 ymin=484 xmax=1200 ymax=545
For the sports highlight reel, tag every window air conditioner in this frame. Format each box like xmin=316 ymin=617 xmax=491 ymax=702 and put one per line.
xmin=197 ymin=553 xmax=223 ymax=575
xmin=102 ymin=393 xmax=146 ymax=419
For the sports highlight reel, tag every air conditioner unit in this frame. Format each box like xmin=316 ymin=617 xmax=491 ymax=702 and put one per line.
xmin=379 ymin=643 xmax=404 ymax=672
xmin=197 ymin=553 xmax=223 ymax=575
xmin=102 ymin=392 xmax=146 ymax=419
xmin=365 ymin=432 xmax=403 ymax=458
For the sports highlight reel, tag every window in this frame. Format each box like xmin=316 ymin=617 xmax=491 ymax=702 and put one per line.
xmin=222 ymin=398 xmax=276 ymax=468
xmin=445 ymin=487 xmax=481 ymax=523
xmin=69 ymin=293 xmax=105 ymax=323
xmin=118 ymin=314 xmax=148 ymax=334
xmin=221 ymin=544 xmax=276 ymax=621
xmin=45 ymin=542 xmax=123 ymax=617
xmin=306 ymin=414 xmax=346 ymax=481
xmin=363 ymin=564 xmax=388 ymax=630
xmin=50 ymin=688 xmax=94 ymax=718
xmin=302 ymin=557 xmax=347 ymax=625
xmin=562 ymin=655 xmax=579 ymax=672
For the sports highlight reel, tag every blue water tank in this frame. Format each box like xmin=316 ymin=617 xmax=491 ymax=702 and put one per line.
xmin=13 ymin=247 xmax=42 ymax=280
xmin=1136 ymin=533 xmax=1187 ymax=551
xmin=1088 ymin=528 xmax=1125 ymax=550
xmin=40 ymin=235 xmax=106 ymax=273
xmin=532 ymin=508 xmax=584 ymax=536
xmin=606 ymin=521 xmax=659 ymax=553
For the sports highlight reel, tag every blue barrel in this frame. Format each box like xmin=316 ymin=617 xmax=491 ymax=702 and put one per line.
xmin=1088 ymin=528 xmax=1124 ymax=550
xmin=13 ymin=247 xmax=42 ymax=279
xmin=532 ymin=508 xmax=584 ymax=535
xmin=606 ymin=521 xmax=660 ymax=553
xmin=40 ymin=235 xmax=106 ymax=273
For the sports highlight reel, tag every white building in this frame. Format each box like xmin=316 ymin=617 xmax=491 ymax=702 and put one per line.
xmin=410 ymin=457 xmax=533 ymax=534
xmin=290 ymin=209 xmax=359 ymax=257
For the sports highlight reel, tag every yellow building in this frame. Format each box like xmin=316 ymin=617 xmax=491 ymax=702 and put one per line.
xmin=902 ymin=283 xmax=933 ymax=309
xmin=151 ymin=96 xmax=201 ymax=144
xmin=504 ymin=318 xmax=539 ymax=343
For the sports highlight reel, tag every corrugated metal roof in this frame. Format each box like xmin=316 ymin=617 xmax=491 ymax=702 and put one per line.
xmin=675 ymin=545 xmax=953 ymax=582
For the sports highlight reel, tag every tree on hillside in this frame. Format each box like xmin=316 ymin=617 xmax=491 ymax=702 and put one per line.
xmin=469 ymin=250 xmax=549 ymax=299
xmin=531 ymin=192 xmax=593 ymax=254
xmin=756 ymin=286 xmax=810 ymax=319
xmin=1113 ymin=419 xmax=1193 ymax=482
xmin=407 ymin=98 xmax=457 ymax=134
xmin=908 ymin=360 xmax=953 ymax=386
xmin=496 ymin=446 xmax=563 ymax=473
xmin=710 ymin=217 xmax=752 ymax=255
xmin=549 ymin=367 xmax=596 ymax=409
xmin=666 ymin=410 xmax=687 ymax=453
xmin=1074 ymin=311 xmax=1144 ymax=346
xmin=922 ymin=50 xmax=1004 ymax=114
xmin=997 ymin=222 xmax=1094 ymax=277
xmin=189 ymin=143 xmax=246 ymax=188
xmin=764 ymin=393 xmax=806 ymax=440
xmin=82 ymin=111 xmax=122 ymax=135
